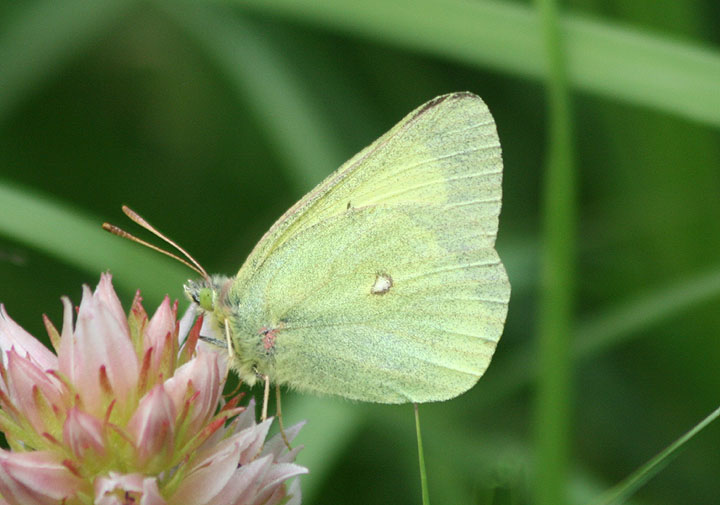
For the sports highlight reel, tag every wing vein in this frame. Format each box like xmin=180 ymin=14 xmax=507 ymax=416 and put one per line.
xmin=401 ymin=259 xmax=501 ymax=282
xmin=362 ymin=170 xmax=501 ymax=205
xmin=442 ymin=120 xmax=496 ymax=136
xmin=444 ymin=197 xmax=501 ymax=209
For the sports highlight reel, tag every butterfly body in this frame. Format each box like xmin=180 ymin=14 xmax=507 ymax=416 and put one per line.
xmin=186 ymin=92 xmax=510 ymax=403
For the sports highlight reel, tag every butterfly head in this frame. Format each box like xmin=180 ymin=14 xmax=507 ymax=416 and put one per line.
xmin=184 ymin=275 xmax=232 ymax=313
xmin=184 ymin=275 xmax=234 ymax=351
xmin=102 ymin=206 xmax=235 ymax=341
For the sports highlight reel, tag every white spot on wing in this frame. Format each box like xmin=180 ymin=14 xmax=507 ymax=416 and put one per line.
xmin=371 ymin=273 xmax=393 ymax=295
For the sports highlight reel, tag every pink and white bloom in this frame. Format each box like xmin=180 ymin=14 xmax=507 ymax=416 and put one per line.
xmin=0 ymin=274 xmax=306 ymax=505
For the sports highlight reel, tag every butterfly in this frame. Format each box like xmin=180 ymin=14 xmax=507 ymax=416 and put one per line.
xmin=106 ymin=92 xmax=510 ymax=420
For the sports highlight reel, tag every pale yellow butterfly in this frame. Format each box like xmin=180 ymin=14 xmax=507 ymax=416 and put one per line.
xmin=107 ymin=92 xmax=510 ymax=411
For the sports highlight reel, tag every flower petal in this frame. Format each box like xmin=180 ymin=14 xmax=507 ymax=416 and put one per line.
xmin=284 ymin=478 xmax=303 ymax=505
xmin=171 ymin=434 xmax=251 ymax=505
xmin=127 ymin=384 xmax=176 ymax=467
xmin=140 ymin=478 xmax=167 ymax=505
xmin=197 ymin=397 xmax=257 ymax=453
xmin=94 ymin=472 xmax=165 ymax=505
xmin=94 ymin=472 xmax=143 ymax=505
xmin=0 ymin=450 xmax=84 ymax=504
xmin=144 ymin=297 xmax=176 ymax=376
xmin=164 ymin=348 xmax=222 ymax=433
xmin=95 ymin=273 xmax=129 ymax=335
xmin=177 ymin=304 xmax=198 ymax=344
xmin=0 ymin=305 xmax=57 ymax=370
xmin=63 ymin=407 xmax=106 ymax=460
xmin=254 ymin=462 xmax=309 ymax=504
xmin=262 ymin=421 xmax=306 ymax=461
xmin=197 ymin=415 xmax=272 ymax=465
xmin=57 ymin=296 xmax=79 ymax=380
xmin=205 ymin=455 xmax=272 ymax=505
xmin=145 ymin=297 xmax=175 ymax=352
xmin=60 ymin=285 xmax=139 ymax=414
xmin=6 ymin=349 xmax=65 ymax=433
xmin=227 ymin=398 xmax=258 ymax=440
xmin=239 ymin=419 xmax=273 ymax=466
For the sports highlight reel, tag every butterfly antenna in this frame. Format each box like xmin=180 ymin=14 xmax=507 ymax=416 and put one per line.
xmin=102 ymin=223 xmax=206 ymax=278
xmin=103 ymin=206 xmax=210 ymax=282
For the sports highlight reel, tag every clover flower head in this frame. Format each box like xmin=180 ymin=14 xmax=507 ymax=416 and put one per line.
xmin=0 ymin=273 xmax=306 ymax=505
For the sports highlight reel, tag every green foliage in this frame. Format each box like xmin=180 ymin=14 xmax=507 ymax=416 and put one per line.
xmin=1 ymin=1 xmax=719 ymax=504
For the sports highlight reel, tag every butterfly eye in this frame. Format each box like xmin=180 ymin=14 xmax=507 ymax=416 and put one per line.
xmin=197 ymin=287 xmax=215 ymax=312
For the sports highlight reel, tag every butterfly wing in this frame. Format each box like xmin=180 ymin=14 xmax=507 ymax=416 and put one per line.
xmin=237 ymin=92 xmax=502 ymax=277
xmin=227 ymin=92 xmax=510 ymax=403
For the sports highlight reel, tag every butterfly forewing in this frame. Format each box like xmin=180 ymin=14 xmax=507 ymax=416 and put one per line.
xmin=237 ymin=92 xmax=502 ymax=278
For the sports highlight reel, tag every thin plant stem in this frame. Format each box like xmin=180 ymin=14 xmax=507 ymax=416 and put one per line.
xmin=414 ymin=403 xmax=430 ymax=505
xmin=534 ymin=0 xmax=576 ymax=504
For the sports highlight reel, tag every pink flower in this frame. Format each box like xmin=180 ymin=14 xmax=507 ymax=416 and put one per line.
xmin=0 ymin=274 xmax=306 ymax=505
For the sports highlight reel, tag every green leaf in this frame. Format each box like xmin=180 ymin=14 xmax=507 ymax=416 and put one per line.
xmin=0 ymin=180 xmax=188 ymax=302
xmin=208 ymin=0 xmax=720 ymax=127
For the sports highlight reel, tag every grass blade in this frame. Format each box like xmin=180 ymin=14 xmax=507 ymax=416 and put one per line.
xmin=0 ymin=180 xmax=188 ymax=301
xmin=589 ymin=404 xmax=720 ymax=505
xmin=534 ymin=0 xmax=576 ymax=502
xmin=210 ymin=0 xmax=720 ymax=127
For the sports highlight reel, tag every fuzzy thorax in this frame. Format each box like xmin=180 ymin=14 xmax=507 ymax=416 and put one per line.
xmin=184 ymin=275 xmax=269 ymax=387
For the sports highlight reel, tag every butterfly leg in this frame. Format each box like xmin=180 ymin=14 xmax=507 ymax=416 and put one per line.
xmin=261 ymin=375 xmax=270 ymax=421
xmin=223 ymin=322 xmax=234 ymax=381
xmin=276 ymin=384 xmax=292 ymax=450
xmin=224 ymin=321 xmax=234 ymax=360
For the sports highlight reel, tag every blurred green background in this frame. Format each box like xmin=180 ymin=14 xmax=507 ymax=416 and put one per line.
xmin=1 ymin=1 xmax=720 ymax=504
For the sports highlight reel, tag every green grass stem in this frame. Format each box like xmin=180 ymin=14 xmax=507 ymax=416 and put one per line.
xmin=533 ymin=0 xmax=576 ymax=503
xmin=415 ymin=404 xmax=431 ymax=505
